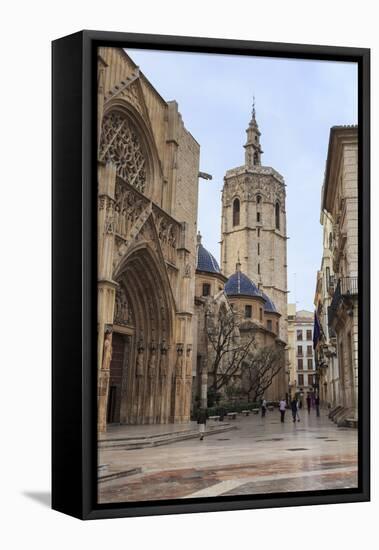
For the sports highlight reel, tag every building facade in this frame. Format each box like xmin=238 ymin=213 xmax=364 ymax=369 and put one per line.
xmin=319 ymin=125 xmax=358 ymax=422
xmin=287 ymin=303 xmax=297 ymax=398
xmin=291 ymin=310 xmax=316 ymax=399
xmin=313 ymin=211 xmax=338 ymax=407
xmin=97 ymin=48 xmax=200 ymax=432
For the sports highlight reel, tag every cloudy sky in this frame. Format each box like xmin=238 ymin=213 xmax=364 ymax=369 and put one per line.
xmin=126 ymin=48 xmax=357 ymax=311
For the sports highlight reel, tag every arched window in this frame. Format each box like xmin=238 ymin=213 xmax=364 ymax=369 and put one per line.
xmin=275 ymin=202 xmax=280 ymax=230
xmin=256 ymin=195 xmax=262 ymax=204
xmin=233 ymin=198 xmax=240 ymax=226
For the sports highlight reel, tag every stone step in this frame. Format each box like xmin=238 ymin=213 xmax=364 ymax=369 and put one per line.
xmin=329 ymin=405 xmax=343 ymax=420
xmin=98 ymin=467 xmax=142 ymax=483
xmin=99 ymin=423 xmax=236 ymax=450
xmin=344 ymin=418 xmax=358 ymax=429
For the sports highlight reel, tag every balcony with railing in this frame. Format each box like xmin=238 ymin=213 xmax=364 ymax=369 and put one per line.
xmin=340 ymin=276 xmax=358 ymax=296
xmin=328 ymin=276 xmax=358 ymax=326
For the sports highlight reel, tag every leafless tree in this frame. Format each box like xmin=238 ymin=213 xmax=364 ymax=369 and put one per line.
xmin=241 ymin=346 xmax=285 ymax=402
xmin=206 ymin=307 xmax=256 ymax=394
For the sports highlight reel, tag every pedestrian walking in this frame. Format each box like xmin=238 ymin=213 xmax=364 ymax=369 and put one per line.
xmin=315 ymin=394 xmax=320 ymax=417
xmin=279 ymin=398 xmax=287 ymax=423
xmin=261 ymin=398 xmax=267 ymax=418
xmin=306 ymin=394 xmax=311 ymax=414
xmin=291 ymin=398 xmax=300 ymax=422
xmin=196 ymin=406 xmax=208 ymax=440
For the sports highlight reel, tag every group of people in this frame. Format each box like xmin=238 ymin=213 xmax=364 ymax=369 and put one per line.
xmin=278 ymin=393 xmax=320 ymax=423
xmin=195 ymin=392 xmax=321 ymax=440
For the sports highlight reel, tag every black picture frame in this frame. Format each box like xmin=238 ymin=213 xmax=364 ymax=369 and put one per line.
xmin=52 ymin=30 xmax=370 ymax=520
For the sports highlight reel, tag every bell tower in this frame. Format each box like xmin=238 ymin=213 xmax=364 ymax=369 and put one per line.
xmin=220 ymin=102 xmax=288 ymax=343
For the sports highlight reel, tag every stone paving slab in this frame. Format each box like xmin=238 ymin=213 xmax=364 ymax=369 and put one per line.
xmin=98 ymin=409 xmax=358 ymax=504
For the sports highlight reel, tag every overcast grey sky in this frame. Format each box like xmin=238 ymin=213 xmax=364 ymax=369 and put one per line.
xmin=126 ymin=48 xmax=357 ymax=311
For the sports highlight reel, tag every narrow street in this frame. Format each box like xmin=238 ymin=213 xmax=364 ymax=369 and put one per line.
xmin=98 ymin=409 xmax=358 ymax=503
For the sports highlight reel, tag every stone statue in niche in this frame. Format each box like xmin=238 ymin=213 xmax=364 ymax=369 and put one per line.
xmin=102 ymin=329 xmax=113 ymax=371
xmin=184 ymin=263 xmax=191 ymax=278
xmin=114 ymin=285 xmax=132 ymax=326
xmin=175 ymin=344 xmax=184 ymax=378
xmin=136 ymin=336 xmax=145 ymax=377
xmin=136 ymin=351 xmax=144 ymax=377
xmin=185 ymin=345 xmax=192 ymax=376
xmin=148 ymin=343 xmax=157 ymax=377
xmin=159 ymin=340 xmax=168 ymax=377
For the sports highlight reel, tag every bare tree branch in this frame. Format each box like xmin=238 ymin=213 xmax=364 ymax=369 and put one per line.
xmin=206 ymin=308 xmax=256 ymax=393
xmin=241 ymin=346 xmax=285 ymax=402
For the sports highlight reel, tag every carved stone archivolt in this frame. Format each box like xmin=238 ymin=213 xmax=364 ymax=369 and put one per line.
xmin=99 ymin=111 xmax=147 ymax=193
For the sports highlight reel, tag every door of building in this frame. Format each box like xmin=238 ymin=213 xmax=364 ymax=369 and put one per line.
xmin=107 ymin=332 xmax=127 ymax=423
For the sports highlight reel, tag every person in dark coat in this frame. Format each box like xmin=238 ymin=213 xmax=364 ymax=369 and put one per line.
xmin=196 ymin=406 xmax=208 ymax=440
xmin=315 ymin=394 xmax=320 ymax=417
xmin=306 ymin=394 xmax=311 ymax=414
xmin=290 ymin=398 xmax=300 ymax=422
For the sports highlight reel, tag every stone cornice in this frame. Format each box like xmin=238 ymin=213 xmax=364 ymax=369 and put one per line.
xmin=195 ymin=269 xmax=228 ymax=283
xmin=224 ymin=164 xmax=285 ymax=185
xmin=322 ymin=125 xmax=358 ymax=213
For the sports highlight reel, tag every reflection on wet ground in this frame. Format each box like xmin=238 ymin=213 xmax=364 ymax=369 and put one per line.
xmin=98 ymin=410 xmax=358 ymax=503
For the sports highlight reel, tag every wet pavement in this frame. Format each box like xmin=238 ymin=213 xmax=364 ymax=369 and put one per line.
xmin=98 ymin=408 xmax=358 ymax=503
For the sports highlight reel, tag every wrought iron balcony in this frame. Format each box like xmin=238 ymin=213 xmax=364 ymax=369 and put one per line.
xmin=340 ymin=276 xmax=358 ymax=296
xmin=327 ymin=277 xmax=358 ymax=326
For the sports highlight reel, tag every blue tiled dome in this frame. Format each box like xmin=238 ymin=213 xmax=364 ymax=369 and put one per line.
xmin=260 ymin=291 xmax=278 ymax=313
xmin=196 ymin=243 xmax=221 ymax=274
xmin=225 ymin=270 xmax=261 ymax=298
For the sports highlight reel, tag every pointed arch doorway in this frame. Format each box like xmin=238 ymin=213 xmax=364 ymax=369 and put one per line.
xmin=107 ymin=243 xmax=176 ymax=425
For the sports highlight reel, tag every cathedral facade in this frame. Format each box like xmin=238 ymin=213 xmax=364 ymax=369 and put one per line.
xmin=97 ymin=49 xmax=289 ymax=433
xmin=97 ymin=48 xmax=200 ymax=432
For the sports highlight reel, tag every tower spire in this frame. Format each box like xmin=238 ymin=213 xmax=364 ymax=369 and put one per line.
xmin=244 ymin=98 xmax=263 ymax=167
xmin=236 ymin=251 xmax=241 ymax=272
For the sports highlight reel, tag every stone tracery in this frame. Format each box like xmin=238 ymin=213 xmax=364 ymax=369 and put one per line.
xmin=99 ymin=111 xmax=147 ymax=193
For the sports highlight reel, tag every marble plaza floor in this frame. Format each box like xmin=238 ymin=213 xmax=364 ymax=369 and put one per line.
xmin=98 ymin=409 xmax=358 ymax=504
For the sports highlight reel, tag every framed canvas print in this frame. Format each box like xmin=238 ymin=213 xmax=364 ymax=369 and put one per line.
xmin=52 ymin=30 xmax=370 ymax=520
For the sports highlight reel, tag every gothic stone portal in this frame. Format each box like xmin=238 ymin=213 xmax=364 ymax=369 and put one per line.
xmin=107 ymin=247 xmax=180 ymax=426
